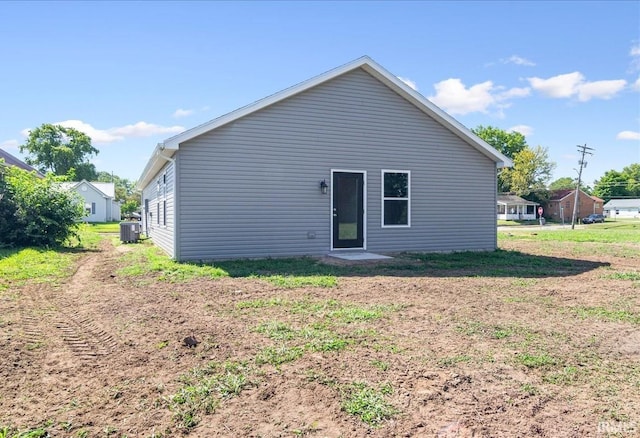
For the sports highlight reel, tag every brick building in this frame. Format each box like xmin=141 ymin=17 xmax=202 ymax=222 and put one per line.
xmin=545 ymin=189 xmax=604 ymax=223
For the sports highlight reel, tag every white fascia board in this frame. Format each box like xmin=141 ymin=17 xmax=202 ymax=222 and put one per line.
xmin=136 ymin=144 xmax=177 ymax=191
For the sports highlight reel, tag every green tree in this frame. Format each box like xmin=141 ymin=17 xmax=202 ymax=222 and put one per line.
xmin=0 ymin=164 xmax=84 ymax=247
xmin=549 ymin=177 xmax=576 ymax=191
xmin=593 ymin=164 xmax=640 ymax=202
xmin=472 ymin=125 xmax=528 ymax=159
xmin=96 ymin=171 xmax=140 ymax=215
xmin=20 ymin=123 xmax=99 ymax=179
xmin=500 ymin=146 xmax=555 ymax=196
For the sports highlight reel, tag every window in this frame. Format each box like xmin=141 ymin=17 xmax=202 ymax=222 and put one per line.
xmin=157 ymin=203 xmax=160 ymax=225
xmin=526 ymin=205 xmax=534 ymax=214
xmin=497 ymin=205 xmax=506 ymax=214
xmin=382 ymin=170 xmax=410 ymax=227
xmin=163 ymin=200 xmax=167 ymax=226
xmin=91 ymin=202 xmax=96 ymax=215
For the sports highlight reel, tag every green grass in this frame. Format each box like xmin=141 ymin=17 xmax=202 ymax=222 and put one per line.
xmin=255 ymin=344 xmax=305 ymax=366
xmin=570 ymin=306 xmax=640 ymax=324
xmin=251 ymin=274 xmax=337 ymax=288
xmin=603 ymin=272 xmax=640 ymax=281
xmin=517 ymin=353 xmax=557 ymax=368
xmin=167 ymin=361 xmax=250 ymax=431
xmin=117 ymin=244 xmax=228 ymax=282
xmin=341 ymin=382 xmax=398 ymax=427
xmin=499 ymin=221 xmax=640 ymax=244
xmin=80 ymin=222 xmax=121 ymax=233
xmin=0 ymin=247 xmax=78 ymax=291
xmin=0 ymin=427 xmax=48 ymax=438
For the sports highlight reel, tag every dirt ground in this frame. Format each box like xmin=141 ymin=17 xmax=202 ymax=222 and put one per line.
xmin=1 ymin=237 xmax=639 ymax=437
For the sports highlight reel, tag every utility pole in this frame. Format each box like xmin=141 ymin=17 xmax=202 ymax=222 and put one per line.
xmin=571 ymin=144 xmax=594 ymax=229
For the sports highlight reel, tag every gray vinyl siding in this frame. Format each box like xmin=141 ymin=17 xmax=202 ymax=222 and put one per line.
xmin=176 ymin=68 xmax=497 ymax=261
xmin=141 ymin=161 xmax=175 ymax=258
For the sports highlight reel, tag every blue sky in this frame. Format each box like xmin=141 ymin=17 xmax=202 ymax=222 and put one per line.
xmin=1 ymin=1 xmax=638 ymax=186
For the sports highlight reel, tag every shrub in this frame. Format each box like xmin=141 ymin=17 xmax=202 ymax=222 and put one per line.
xmin=0 ymin=163 xmax=84 ymax=247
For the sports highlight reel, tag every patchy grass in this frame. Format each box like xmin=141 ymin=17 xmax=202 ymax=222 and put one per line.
xmin=570 ymin=306 xmax=640 ymax=324
xmin=166 ymin=361 xmax=250 ymax=431
xmin=252 ymin=274 xmax=337 ymax=288
xmin=499 ymin=221 xmax=640 ymax=244
xmin=0 ymin=426 xmax=49 ymax=438
xmin=603 ymin=271 xmax=640 ymax=281
xmin=340 ymin=382 xmax=398 ymax=427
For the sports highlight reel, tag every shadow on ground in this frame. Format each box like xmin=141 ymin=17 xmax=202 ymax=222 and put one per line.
xmin=211 ymin=249 xmax=609 ymax=279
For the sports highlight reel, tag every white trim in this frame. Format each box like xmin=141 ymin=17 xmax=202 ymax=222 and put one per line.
xmin=381 ymin=169 xmax=411 ymax=228
xmin=137 ymin=56 xmax=512 ymax=190
xmin=330 ymin=169 xmax=367 ymax=251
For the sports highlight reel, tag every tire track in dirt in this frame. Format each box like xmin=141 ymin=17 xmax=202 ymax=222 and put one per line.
xmin=52 ymin=252 xmax=119 ymax=359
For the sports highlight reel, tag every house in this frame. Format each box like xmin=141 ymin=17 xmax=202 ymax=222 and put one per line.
xmin=136 ymin=56 xmax=512 ymax=261
xmin=60 ymin=180 xmax=121 ymax=222
xmin=603 ymin=199 xmax=640 ymax=219
xmin=0 ymin=148 xmax=44 ymax=177
xmin=497 ymin=194 xmax=538 ymax=221
xmin=546 ymin=189 xmax=604 ymax=223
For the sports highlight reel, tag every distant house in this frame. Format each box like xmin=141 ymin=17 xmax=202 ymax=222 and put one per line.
xmin=546 ymin=189 xmax=604 ymax=222
xmin=136 ymin=56 xmax=512 ymax=261
xmin=0 ymin=148 xmax=44 ymax=177
xmin=497 ymin=194 xmax=538 ymax=221
xmin=603 ymin=199 xmax=640 ymax=219
xmin=60 ymin=180 xmax=121 ymax=222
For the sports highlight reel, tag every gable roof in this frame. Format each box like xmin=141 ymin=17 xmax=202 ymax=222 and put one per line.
xmin=137 ymin=56 xmax=513 ymax=189
xmin=497 ymin=194 xmax=538 ymax=205
xmin=548 ymin=189 xmax=602 ymax=202
xmin=59 ymin=180 xmax=115 ymax=199
xmin=603 ymin=198 xmax=640 ymax=208
xmin=0 ymin=148 xmax=44 ymax=177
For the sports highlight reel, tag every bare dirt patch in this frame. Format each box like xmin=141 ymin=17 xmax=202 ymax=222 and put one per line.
xmin=1 ymin=238 xmax=639 ymax=437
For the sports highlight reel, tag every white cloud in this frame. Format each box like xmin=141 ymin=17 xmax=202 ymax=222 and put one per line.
xmin=633 ymin=77 xmax=640 ymax=91
xmin=528 ymin=72 xmax=584 ymax=98
xmin=631 ymin=44 xmax=640 ymax=57
xmin=528 ymin=72 xmax=627 ymax=101
xmin=508 ymin=125 xmax=534 ymax=137
xmin=577 ymin=79 xmax=627 ymax=101
xmin=0 ymin=139 xmax=19 ymax=150
xmin=398 ymin=77 xmax=418 ymax=91
xmin=108 ymin=121 xmax=184 ymax=138
xmin=428 ymin=78 xmax=529 ymax=116
xmin=22 ymin=120 xmax=185 ymax=145
xmin=616 ymin=130 xmax=640 ymax=140
xmin=172 ymin=108 xmax=194 ymax=118
xmin=503 ymin=55 xmax=536 ymax=66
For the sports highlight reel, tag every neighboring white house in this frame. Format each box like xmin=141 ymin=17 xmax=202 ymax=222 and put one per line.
xmin=603 ymin=199 xmax=640 ymax=219
xmin=136 ymin=56 xmax=512 ymax=261
xmin=497 ymin=194 xmax=538 ymax=221
xmin=60 ymin=180 xmax=121 ymax=222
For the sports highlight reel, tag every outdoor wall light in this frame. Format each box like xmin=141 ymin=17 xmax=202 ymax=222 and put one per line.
xmin=320 ymin=179 xmax=328 ymax=195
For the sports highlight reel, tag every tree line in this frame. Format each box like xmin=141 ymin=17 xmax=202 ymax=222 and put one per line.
xmin=472 ymin=126 xmax=639 ymax=203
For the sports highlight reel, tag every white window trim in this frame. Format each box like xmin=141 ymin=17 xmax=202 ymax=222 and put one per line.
xmin=381 ymin=169 xmax=411 ymax=228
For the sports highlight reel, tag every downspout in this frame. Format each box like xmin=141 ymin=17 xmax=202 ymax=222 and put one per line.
xmin=156 ymin=143 xmax=178 ymax=260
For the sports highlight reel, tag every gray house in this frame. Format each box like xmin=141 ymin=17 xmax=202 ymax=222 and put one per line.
xmin=137 ymin=57 xmax=512 ymax=261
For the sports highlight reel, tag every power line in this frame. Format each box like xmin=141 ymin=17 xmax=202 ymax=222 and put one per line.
xmin=571 ymin=144 xmax=595 ymax=230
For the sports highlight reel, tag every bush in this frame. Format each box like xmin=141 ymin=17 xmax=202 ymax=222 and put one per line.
xmin=0 ymin=163 xmax=84 ymax=247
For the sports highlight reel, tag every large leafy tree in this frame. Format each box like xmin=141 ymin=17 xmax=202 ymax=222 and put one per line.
xmin=472 ymin=125 xmax=528 ymax=159
xmin=549 ymin=177 xmax=576 ymax=191
xmin=593 ymin=163 xmax=640 ymax=202
xmin=473 ymin=126 xmax=554 ymax=195
xmin=20 ymin=123 xmax=99 ymax=180
xmin=501 ymin=146 xmax=555 ymax=196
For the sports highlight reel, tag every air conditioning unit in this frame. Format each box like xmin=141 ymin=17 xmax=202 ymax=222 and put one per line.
xmin=120 ymin=221 xmax=141 ymax=243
